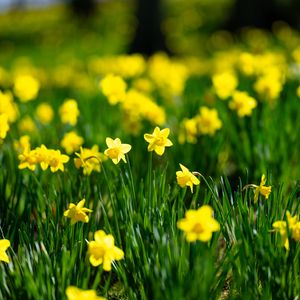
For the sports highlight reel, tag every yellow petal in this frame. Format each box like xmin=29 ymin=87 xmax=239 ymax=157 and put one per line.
xmin=106 ymin=137 xmax=115 ymax=148
xmin=89 ymin=255 xmax=103 ymax=267
xmin=154 ymin=146 xmax=165 ymax=156
xmin=198 ymin=231 xmax=213 ymax=242
xmin=0 ymin=239 xmax=10 ymax=250
xmin=77 ymin=199 xmax=86 ymax=209
xmin=103 ymin=258 xmax=112 ymax=271
xmin=121 ymin=144 xmax=131 ymax=153
xmin=144 ymin=134 xmax=154 ymax=143
xmin=179 ymin=164 xmax=189 ymax=173
xmin=165 ymin=139 xmax=173 ymax=147
xmin=160 ymin=127 xmax=170 ymax=138
xmin=94 ymin=230 xmax=106 ymax=242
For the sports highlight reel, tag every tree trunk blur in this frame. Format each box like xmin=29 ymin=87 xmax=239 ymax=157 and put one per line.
xmin=129 ymin=0 xmax=169 ymax=56
xmin=69 ymin=0 xmax=96 ymax=18
xmin=225 ymin=0 xmax=300 ymax=30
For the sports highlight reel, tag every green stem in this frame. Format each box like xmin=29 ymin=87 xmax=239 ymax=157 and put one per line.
xmin=126 ymin=154 xmax=136 ymax=204
xmin=147 ymin=152 xmax=153 ymax=203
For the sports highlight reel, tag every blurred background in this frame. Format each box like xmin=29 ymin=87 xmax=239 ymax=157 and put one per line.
xmin=2 ymin=0 xmax=300 ymax=183
xmin=0 ymin=0 xmax=300 ymax=65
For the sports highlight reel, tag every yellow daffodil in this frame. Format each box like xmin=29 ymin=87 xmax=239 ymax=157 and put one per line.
xmin=104 ymin=137 xmax=131 ymax=164
xmin=59 ymin=99 xmax=80 ymax=126
xmin=64 ymin=199 xmax=92 ymax=225
xmin=176 ymin=164 xmax=200 ymax=193
xmin=243 ymin=174 xmax=272 ymax=203
xmin=254 ymin=72 xmax=283 ymax=103
xmin=18 ymin=115 xmax=37 ymax=133
xmin=212 ymin=71 xmax=238 ymax=100
xmin=66 ymin=286 xmax=106 ymax=300
xmin=35 ymin=103 xmax=54 ymax=125
xmin=18 ymin=144 xmax=69 ymax=172
xmin=0 ymin=239 xmax=10 ymax=263
xmin=14 ymin=135 xmax=31 ymax=154
xmin=18 ymin=148 xmax=38 ymax=171
xmin=74 ymin=145 xmax=106 ymax=175
xmin=123 ymin=90 xmax=166 ymax=128
xmin=254 ymin=174 xmax=271 ymax=202
xmin=47 ymin=149 xmax=69 ymax=172
xmin=0 ymin=91 xmax=18 ymax=123
xmin=179 ymin=118 xmax=198 ymax=144
xmin=177 ymin=205 xmax=220 ymax=242
xmin=196 ymin=107 xmax=222 ymax=136
xmin=272 ymin=211 xmax=299 ymax=250
xmin=88 ymin=230 xmax=124 ymax=271
xmin=229 ymin=91 xmax=257 ymax=117
xmin=61 ymin=131 xmax=84 ymax=154
xmin=14 ymin=74 xmax=40 ymax=102
xmin=0 ymin=113 xmax=10 ymax=140
xmin=144 ymin=126 xmax=173 ymax=156
xmin=100 ymin=74 xmax=127 ymax=105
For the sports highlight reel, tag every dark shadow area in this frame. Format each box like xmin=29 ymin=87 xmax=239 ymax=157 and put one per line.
xmin=129 ymin=0 xmax=170 ymax=56
xmin=222 ymin=0 xmax=300 ymax=31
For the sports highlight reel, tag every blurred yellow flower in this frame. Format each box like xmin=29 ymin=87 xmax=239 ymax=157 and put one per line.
xmin=122 ymin=89 xmax=166 ymax=129
xmin=66 ymin=286 xmax=105 ymax=300
xmin=254 ymin=73 xmax=283 ymax=103
xmin=18 ymin=148 xmax=37 ymax=171
xmin=177 ymin=205 xmax=220 ymax=242
xmin=229 ymin=91 xmax=257 ymax=117
xmin=35 ymin=144 xmax=50 ymax=170
xmin=254 ymin=174 xmax=271 ymax=203
xmin=47 ymin=149 xmax=70 ymax=172
xmin=273 ymin=211 xmax=299 ymax=250
xmin=148 ymin=53 xmax=188 ymax=96
xmin=133 ymin=78 xmax=154 ymax=93
xmin=297 ymin=86 xmax=300 ymax=98
xmin=14 ymin=74 xmax=40 ymax=102
xmin=100 ymin=74 xmax=127 ymax=105
xmin=238 ymin=52 xmax=256 ymax=76
xmin=212 ymin=71 xmax=238 ymax=100
xmin=0 ymin=114 xmax=10 ymax=140
xmin=0 ymin=91 xmax=18 ymax=123
xmin=197 ymin=107 xmax=222 ymax=136
xmin=74 ymin=145 xmax=105 ymax=176
xmin=104 ymin=137 xmax=131 ymax=164
xmin=176 ymin=164 xmax=200 ymax=193
xmin=61 ymin=131 xmax=84 ymax=154
xmin=18 ymin=144 xmax=69 ymax=172
xmin=18 ymin=115 xmax=37 ymax=133
xmin=14 ymin=135 xmax=31 ymax=153
xmin=64 ymin=199 xmax=92 ymax=225
xmin=178 ymin=118 xmax=198 ymax=144
xmin=0 ymin=239 xmax=10 ymax=263
xmin=35 ymin=103 xmax=54 ymax=125
xmin=144 ymin=126 xmax=173 ymax=156
xmin=88 ymin=230 xmax=124 ymax=271
xmin=292 ymin=222 xmax=300 ymax=242
xmin=59 ymin=99 xmax=80 ymax=126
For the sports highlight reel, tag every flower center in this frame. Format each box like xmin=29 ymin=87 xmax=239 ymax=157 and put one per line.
xmin=155 ymin=136 xmax=165 ymax=146
xmin=192 ymin=223 xmax=203 ymax=233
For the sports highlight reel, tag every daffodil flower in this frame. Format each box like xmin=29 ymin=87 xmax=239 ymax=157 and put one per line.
xmin=177 ymin=205 xmax=220 ymax=242
xmin=64 ymin=199 xmax=92 ymax=225
xmin=104 ymin=137 xmax=131 ymax=164
xmin=243 ymin=174 xmax=271 ymax=203
xmin=176 ymin=163 xmax=200 ymax=193
xmin=66 ymin=286 xmax=106 ymax=300
xmin=0 ymin=239 xmax=10 ymax=263
xmin=144 ymin=126 xmax=173 ymax=156
xmin=88 ymin=230 xmax=124 ymax=271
